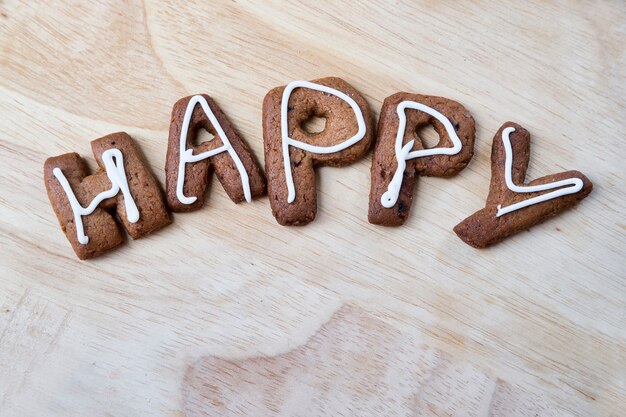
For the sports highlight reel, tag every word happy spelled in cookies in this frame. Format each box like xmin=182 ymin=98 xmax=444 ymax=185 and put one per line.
xmin=44 ymin=77 xmax=593 ymax=259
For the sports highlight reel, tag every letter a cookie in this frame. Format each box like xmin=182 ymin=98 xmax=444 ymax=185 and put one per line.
xmin=165 ymin=94 xmax=266 ymax=212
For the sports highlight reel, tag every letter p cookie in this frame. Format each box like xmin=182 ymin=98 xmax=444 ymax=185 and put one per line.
xmin=368 ymin=93 xmax=476 ymax=226
xmin=263 ymin=77 xmax=374 ymax=225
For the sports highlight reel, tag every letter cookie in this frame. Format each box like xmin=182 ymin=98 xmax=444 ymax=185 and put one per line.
xmin=454 ymin=122 xmax=593 ymax=248
xmin=263 ymin=77 xmax=374 ymax=225
xmin=369 ymin=93 xmax=475 ymax=226
xmin=44 ymin=132 xmax=171 ymax=259
xmin=165 ymin=94 xmax=265 ymax=212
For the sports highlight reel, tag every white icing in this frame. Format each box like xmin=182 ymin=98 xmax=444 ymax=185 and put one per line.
xmin=176 ymin=95 xmax=251 ymax=204
xmin=280 ymin=80 xmax=367 ymax=203
xmin=381 ymin=101 xmax=463 ymax=208
xmin=53 ymin=149 xmax=139 ymax=245
xmin=495 ymin=127 xmax=583 ymax=217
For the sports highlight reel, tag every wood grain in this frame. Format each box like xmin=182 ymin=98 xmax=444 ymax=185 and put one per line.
xmin=1 ymin=0 xmax=624 ymax=416
xmin=184 ymin=305 xmax=582 ymax=416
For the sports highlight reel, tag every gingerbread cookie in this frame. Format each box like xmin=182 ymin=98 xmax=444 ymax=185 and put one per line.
xmin=44 ymin=132 xmax=171 ymax=259
xmin=165 ymin=94 xmax=265 ymax=212
xmin=454 ymin=122 xmax=593 ymax=248
xmin=263 ymin=77 xmax=374 ymax=225
xmin=369 ymin=93 xmax=475 ymax=226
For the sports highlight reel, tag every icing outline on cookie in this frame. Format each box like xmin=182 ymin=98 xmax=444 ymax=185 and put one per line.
xmin=177 ymin=95 xmax=251 ymax=205
xmin=53 ymin=149 xmax=139 ymax=245
xmin=281 ymin=80 xmax=367 ymax=204
xmin=495 ymin=127 xmax=583 ymax=217
xmin=381 ymin=101 xmax=462 ymax=208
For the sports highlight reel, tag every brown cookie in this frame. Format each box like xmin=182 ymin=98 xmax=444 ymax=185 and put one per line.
xmin=369 ymin=93 xmax=476 ymax=226
xmin=44 ymin=132 xmax=171 ymax=260
xmin=454 ymin=122 xmax=593 ymax=248
xmin=165 ymin=94 xmax=265 ymax=212
xmin=263 ymin=77 xmax=374 ymax=225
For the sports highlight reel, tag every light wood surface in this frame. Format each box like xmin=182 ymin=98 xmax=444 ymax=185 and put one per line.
xmin=1 ymin=1 xmax=625 ymax=416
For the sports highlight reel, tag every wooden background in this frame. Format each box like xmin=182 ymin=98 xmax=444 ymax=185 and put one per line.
xmin=1 ymin=0 xmax=624 ymax=416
